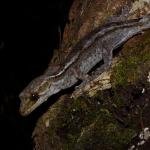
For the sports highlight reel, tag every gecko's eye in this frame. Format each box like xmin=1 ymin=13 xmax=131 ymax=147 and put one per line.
xmin=31 ymin=93 xmax=39 ymax=101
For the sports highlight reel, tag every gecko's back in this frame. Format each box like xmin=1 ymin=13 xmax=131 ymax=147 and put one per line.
xmin=69 ymin=15 xmax=150 ymax=76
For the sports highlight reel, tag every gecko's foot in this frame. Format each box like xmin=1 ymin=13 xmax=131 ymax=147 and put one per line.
xmin=75 ymin=74 xmax=92 ymax=90
xmin=72 ymin=76 xmax=92 ymax=98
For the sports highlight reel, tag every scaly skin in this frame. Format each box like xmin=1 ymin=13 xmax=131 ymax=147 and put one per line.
xmin=19 ymin=15 xmax=150 ymax=116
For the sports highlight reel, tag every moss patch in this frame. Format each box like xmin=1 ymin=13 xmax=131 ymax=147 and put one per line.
xmin=74 ymin=112 xmax=136 ymax=150
xmin=111 ymin=31 xmax=150 ymax=88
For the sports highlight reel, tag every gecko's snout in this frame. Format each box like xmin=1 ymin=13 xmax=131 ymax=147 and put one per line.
xmin=19 ymin=96 xmax=35 ymax=116
xmin=19 ymin=90 xmax=35 ymax=116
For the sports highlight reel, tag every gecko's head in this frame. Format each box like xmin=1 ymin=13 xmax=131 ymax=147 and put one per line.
xmin=19 ymin=75 xmax=60 ymax=116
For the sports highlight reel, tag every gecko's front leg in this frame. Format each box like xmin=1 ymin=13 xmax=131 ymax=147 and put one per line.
xmin=71 ymin=75 xmax=91 ymax=98
xmin=91 ymin=47 xmax=113 ymax=76
xmin=72 ymin=47 xmax=113 ymax=98
xmin=71 ymin=67 xmax=91 ymax=85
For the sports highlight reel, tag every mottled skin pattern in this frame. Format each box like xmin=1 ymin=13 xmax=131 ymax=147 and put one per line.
xmin=19 ymin=15 xmax=150 ymax=116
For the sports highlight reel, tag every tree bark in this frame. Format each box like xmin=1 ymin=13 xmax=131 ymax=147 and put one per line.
xmin=33 ymin=0 xmax=150 ymax=149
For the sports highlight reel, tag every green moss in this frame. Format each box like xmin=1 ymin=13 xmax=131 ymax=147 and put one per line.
xmin=103 ymin=125 xmax=136 ymax=149
xmin=74 ymin=109 xmax=136 ymax=150
xmin=99 ymin=108 xmax=111 ymax=116
xmin=46 ymin=89 xmax=139 ymax=149
xmin=103 ymin=127 xmax=136 ymax=149
xmin=112 ymin=31 xmax=150 ymax=88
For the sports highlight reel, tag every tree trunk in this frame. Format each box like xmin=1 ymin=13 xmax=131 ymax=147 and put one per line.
xmin=33 ymin=0 xmax=150 ymax=149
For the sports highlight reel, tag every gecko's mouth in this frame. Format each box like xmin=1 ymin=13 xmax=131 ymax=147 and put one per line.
xmin=19 ymin=93 xmax=50 ymax=116
xmin=19 ymin=100 xmax=36 ymax=116
xmin=20 ymin=109 xmax=31 ymax=116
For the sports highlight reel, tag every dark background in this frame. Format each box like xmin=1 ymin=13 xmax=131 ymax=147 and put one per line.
xmin=0 ymin=1 xmax=73 ymax=149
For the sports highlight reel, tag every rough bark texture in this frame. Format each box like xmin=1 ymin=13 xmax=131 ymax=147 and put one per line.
xmin=33 ymin=0 xmax=150 ymax=149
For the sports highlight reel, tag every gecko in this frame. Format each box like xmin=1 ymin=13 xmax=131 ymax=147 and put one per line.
xmin=19 ymin=15 xmax=150 ymax=116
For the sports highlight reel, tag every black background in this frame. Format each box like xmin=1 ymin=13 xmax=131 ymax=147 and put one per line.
xmin=0 ymin=1 xmax=73 ymax=149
